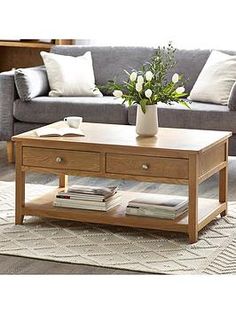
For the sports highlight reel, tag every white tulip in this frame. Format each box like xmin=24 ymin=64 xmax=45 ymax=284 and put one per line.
xmin=145 ymin=89 xmax=152 ymax=98
xmin=113 ymin=90 xmax=123 ymax=97
xmin=137 ymin=75 xmax=144 ymax=85
xmin=135 ymin=83 xmax=143 ymax=92
xmin=145 ymin=71 xmax=153 ymax=81
xmin=172 ymin=73 xmax=179 ymax=84
xmin=130 ymin=72 xmax=137 ymax=82
xmin=176 ymin=86 xmax=185 ymax=94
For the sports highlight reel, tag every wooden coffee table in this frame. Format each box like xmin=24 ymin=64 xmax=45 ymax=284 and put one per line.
xmin=12 ymin=122 xmax=231 ymax=243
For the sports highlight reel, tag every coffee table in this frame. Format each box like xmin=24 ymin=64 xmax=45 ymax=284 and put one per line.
xmin=12 ymin=122 xmax=231 ymax=243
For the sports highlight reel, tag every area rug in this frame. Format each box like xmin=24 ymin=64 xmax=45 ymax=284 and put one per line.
xmin=0 ymin=181 xmax=236 ymax=274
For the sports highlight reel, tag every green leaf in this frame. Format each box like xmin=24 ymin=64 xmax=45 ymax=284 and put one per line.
xmin=124 ymin=69 xmax=130 ymax=77
xmin=179 ymin=100 xmax=191 ymax=109
xmin=140 ymin=98 xmax=148 ymax=113
xmin=101 ymin=43 xmax=191 ymax=112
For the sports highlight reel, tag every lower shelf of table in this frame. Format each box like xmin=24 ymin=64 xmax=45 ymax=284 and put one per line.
xmin=21 ymin=189 xmax=226 ymax=234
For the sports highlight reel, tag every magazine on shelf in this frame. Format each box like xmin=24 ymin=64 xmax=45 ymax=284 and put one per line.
xmin=56 ymin=192 xmax=108 ymax=201
xmin=66 ymin=185 xmax=118 ymax=197
xmin=126 ymin=205 xmax=188 ymax=220
xmin=126 ymin=194 xmax=188 ymax=219
xmin=35 ymin=127 xmax=85 ymax=137
xmin=127 ymin=194 xmax=188 ymax=211
xmin=53 ymin=184 xmax=121 ymax=211
xmin=55 ymin=194 xmax=120 ymax=207
xmin=56 ymin=193 xmax=119 ymax=202
xmin=53 ymin=196 xmax=121 ymax=211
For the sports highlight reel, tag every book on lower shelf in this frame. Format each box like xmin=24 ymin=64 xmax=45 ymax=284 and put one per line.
xmin=126 ymin=194 xmax=188 ymax=219
xmin=53 ymin=185 xmax=121 ymax=211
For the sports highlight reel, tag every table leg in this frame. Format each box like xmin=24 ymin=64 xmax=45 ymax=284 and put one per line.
xmin=7 ymin=141 xmax=15 ymax=163
xmin=188 ymin=155 xmax=199 ymax=244
xmin=220 ymin=141 xmax=228 ymax=217
xmin=219 ymin=166 xmax=228 ymax=217
xmin=59 ymin=174 xmax=68 ymax=188
xmin=15 ymin=143 xmax=25 ymax=225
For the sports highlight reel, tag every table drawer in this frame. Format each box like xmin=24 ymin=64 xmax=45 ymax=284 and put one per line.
xmin=106 ymin=153 xmax=188 ymax=179
xmin=23 ymin=147 xmax=101 ymax=172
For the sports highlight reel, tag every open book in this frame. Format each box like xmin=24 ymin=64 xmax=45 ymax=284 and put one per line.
xmin=35 ymin=127 xmax=85 ymax=137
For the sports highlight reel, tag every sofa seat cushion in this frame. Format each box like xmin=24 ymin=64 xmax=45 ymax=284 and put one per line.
xmin=128 ymin=101 xmax=236 ymax=132
xmin=13 ymin=96 xmax=128 ymax=124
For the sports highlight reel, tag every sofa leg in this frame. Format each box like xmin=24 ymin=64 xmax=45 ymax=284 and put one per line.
xmin=7 ymin=141 xmax=15 ymax=163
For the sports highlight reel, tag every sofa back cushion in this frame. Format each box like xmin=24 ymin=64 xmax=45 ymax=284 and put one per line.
xmin=40 ymin=51 xmax=102 ymax=97
xmin=51 ymin=46 xmax=236 ymax=95
xmin=166 ymin=49 xmax=236 ymax=95
xmin=14 ymin=66 xmax=50 ymax=101
xmin=51 ymin=46 xmax=155 ymax=94
xmin=188 ymin=50 xmax=236 ymax=105
xmin=167 ymin=49 xmax=211 ymax=94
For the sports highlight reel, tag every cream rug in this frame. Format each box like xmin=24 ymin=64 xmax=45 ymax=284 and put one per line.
xmin=0 ymin=181 xmax=236 ymax=274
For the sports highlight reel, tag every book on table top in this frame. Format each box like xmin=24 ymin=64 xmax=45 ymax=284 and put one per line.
xmin=35 ymin=127 xmax=85 ymax=137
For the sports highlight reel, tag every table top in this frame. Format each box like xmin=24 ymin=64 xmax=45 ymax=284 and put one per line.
xmin=12 ymin=121 xmax=232 ymax=153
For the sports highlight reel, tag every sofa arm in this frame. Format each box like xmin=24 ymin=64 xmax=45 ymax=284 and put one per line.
xmin=0 ymin=70 xmax=18 ymax=141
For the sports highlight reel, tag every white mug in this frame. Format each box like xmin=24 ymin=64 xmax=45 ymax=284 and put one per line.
xmin=64 ymin=116 xmax=83 ymax=128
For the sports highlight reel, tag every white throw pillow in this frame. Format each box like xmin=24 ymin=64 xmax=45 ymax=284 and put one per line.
xmin=189 ymin=50 xmax=236 ymax=105
xmin=40 ymin=51 xmax=102 ymax=97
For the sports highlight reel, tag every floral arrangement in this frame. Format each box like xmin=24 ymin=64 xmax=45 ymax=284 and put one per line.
xmin=105 ymin=43 xmax=190 ymax=113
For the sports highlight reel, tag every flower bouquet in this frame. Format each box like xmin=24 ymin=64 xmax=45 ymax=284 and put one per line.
xmin=105 ymin=43 xmax=190 ymax=136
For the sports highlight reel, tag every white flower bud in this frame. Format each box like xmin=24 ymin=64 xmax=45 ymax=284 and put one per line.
xmin=145 ymin=71 xmax=153 ymax=81
xmin=145 ymin=89 xmax=152 ymax=98
xmin=137 ymin=75 xmax=144 ymax=85
xmin=172 ymin=73 xmax=179 ymax=84
xmin=176 ymin=86 xmax=185 ymax=94
xmin=113 ymin=90 xmax=123 ymax=97
xmin=135 ymin=83 xmax=143 ymax=92
xmin=130 ymin=72 xmax=137 ymax=82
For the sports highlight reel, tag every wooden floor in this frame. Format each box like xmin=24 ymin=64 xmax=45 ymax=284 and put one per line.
xmin=0 ymin=141 xmax=236 ymax=274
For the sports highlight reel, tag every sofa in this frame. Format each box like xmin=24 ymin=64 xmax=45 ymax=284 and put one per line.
xmin=1 ymin=45 xmax=236 ymax=161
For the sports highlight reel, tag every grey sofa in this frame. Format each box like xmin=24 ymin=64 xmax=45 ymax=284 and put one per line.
xmin=1 ymin=45 xmax=236 ymax=159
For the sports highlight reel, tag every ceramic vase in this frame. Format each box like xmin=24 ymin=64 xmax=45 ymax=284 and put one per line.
xmin=136 ymin=104 xmax=158 ymax=136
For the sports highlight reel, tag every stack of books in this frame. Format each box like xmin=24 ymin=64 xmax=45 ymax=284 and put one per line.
xmin=126 ymin=194 xmax=188 ymax=220
xmin=53 ymin=185 xmax=121 ymax=211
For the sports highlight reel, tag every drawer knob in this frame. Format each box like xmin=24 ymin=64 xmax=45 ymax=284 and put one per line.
xmin=142 ymin=164 xmax=149 ymax=170
xmin=56 ymin=157 xmax=63 ymax=163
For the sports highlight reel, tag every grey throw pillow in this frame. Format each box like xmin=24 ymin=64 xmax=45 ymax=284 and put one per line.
xmin=14 ymin=66 xmax=50 ymax=101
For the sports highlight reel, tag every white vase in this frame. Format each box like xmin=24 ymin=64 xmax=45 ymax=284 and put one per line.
xmin=136 ymin=104 xmax=158 ymax=136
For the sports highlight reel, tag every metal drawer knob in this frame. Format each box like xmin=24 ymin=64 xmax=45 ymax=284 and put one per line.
xmin=142 ymin=164 xmax=149 ymax=170
xmin=56 ymin=157 xmax=63 ymax=163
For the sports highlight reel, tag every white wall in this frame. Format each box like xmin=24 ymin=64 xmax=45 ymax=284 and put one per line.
xmin=2 ymin=0 xmax=236 ymax=50
xmin=74 ymin=0 xmax=236 ymax=50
